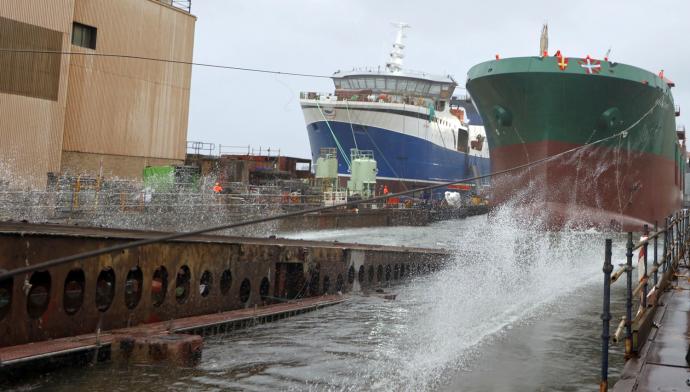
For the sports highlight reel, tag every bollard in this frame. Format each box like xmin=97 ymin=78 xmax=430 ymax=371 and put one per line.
xmin=601 ymin=239 xmax=613 ymax=392
xmin=653 ymin=221 xmax=658 ymax=287
xmin=625 ymin=232 xmax=633 ymax=358
xmin=642 ymin=224 xmax=648 ymax=309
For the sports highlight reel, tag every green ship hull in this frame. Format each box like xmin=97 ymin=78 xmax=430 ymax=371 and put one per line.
xmin=466 ymin=56 xmax=683 ymax=230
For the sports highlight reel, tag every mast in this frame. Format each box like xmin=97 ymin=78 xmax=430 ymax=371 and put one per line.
xmin=386 ymin=22 xmax=410 ymax=73
xmin=539 ymin=23 xmax=548 ymax=55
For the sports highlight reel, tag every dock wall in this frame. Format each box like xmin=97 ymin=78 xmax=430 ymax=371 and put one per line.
xmin=0 ymin=223 xmax=450 ymax=348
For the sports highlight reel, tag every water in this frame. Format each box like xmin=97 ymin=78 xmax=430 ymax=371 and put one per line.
xmin=9 ymin=206 xmax=631 ymax=391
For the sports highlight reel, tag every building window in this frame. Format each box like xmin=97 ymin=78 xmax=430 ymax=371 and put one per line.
xmin=72 ymin=22 xmax=97 ymax=49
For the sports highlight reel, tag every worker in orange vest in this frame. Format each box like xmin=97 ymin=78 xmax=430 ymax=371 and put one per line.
xmin=383 ymin=185 xmax=389 ymax=195
xmin=213 ymin=182 xmax=223 ymax=193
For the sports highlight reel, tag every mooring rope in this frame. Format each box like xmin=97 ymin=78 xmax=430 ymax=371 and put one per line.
xmin=0 ymin=98 xmax=663 ymax=280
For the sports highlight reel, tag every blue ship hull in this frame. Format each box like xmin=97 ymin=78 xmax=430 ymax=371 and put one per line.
xmin=306 ymin=121 xmax=491 ymax=185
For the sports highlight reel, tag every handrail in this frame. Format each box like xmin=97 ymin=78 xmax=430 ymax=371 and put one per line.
xmin=600 ymin=210 xmax=689 ymax=391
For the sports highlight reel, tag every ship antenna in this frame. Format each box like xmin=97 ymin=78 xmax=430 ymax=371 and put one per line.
xmin=386 ymin=22 xmax=410 ymax=73
xmin=539 ymin=23 xmax=548 ymax=56
xmin=605 ymin=47 xmax=612 ymax=61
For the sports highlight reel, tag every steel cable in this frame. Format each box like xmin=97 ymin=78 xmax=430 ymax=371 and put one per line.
xmin=0 ymin=83 xmax=664 ymax=281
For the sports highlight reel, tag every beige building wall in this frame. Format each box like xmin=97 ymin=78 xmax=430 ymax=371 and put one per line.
xmin=60 ymin=151 xmax=182 ymax=179
xmin=62 ymin=0 xmax=196 ymax=179
xmin=0 ymin=0 xmax=75 ymax=188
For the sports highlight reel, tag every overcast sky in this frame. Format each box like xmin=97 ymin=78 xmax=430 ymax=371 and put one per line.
xmin=187 ymin=0 xmax=689 ymax=158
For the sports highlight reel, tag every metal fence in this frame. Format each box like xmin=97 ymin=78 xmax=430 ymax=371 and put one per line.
xmin=599 ymin=209 xmax=689 ymax=391
xmin=0 ymin=176 xmax=322 ymax=235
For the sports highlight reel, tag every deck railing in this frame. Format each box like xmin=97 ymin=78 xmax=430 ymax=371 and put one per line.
xmin=600 ymin=209 xmax=689 ymax=391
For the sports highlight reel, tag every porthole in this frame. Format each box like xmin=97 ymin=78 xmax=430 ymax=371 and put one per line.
xmin=151 ymin=266 xmax=168 ymax=307
xmin=175 ymin=265 xmax=191 ymax=304
xmin=0 ymin=277 xmax=13 ymax=320
xmin=259 ymin=277 xmax=269 ymax=299
xmin=95 ymin=268 xmax=115 ymax=312
xmin=335 ymin=274 xmax=344 ymax=292
xmin=220 ymin=270 xmax=232 ymax=295
xmin=200 ymin=270 xmax=212 ymax=297
xmin=323 ymin=276 xmax=330 ymax=294
xmin=63 ymin=269 xmax=85 ymax=315
xmin=124 ymin=267 xmax=143 ymax=310
xmin=347 ymin=266 xmax=355 ymax=284
xmin=27 ymin=271 xmax=51 ymax=319
xmin=239 ymin=278 xmax=251 ymax=303
xmin=368 ymin=266 xmax=374 ymax=283
xmin=377 ymin=265 xmax=383 ymax=282
xmin=358 ymin=266 xmax=365 ymax=283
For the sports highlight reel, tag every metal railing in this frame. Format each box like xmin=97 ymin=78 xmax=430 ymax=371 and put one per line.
xmin=300 ymin=91 xmax=436 ymax=109
xmin=217 ymin=144 xmax=281 ymax=157
xmin=187 ymin=141 xmax=215 ymax=156
xmin=600 ymin=209 xmax=689 ymax=391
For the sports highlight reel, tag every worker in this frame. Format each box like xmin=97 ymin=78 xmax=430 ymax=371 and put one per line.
xmin=213 ymin=182 xmax=223 ymax=194
xmin=383 ymin=185 xmax=389 ymax=195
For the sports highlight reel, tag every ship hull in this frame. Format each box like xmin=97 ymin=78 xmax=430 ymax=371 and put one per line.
xmin=301 ymin=101 xmax=491 ymax=193
xmin=489 ymin=141 xmax=680 ymax=230
xmin=467 ymin=56 xmax=682 ymax=230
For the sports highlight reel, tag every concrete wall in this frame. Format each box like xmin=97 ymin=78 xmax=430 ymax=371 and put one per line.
xmin=0 ymin=0 xmax=75 ymax=188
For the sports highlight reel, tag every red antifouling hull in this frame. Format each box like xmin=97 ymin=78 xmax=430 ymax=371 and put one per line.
xmin=489 ymin=141 xmax=682 ymax=231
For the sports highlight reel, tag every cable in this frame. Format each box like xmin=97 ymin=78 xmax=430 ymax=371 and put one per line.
xmin=0 ymin=121 xmax=644 ymax=281
xmin=0 ymin=48 xmax=332 ymax=79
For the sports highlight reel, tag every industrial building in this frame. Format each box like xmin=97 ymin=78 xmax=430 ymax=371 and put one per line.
xmin=0 ymin=0 xmax=195 ymax=188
